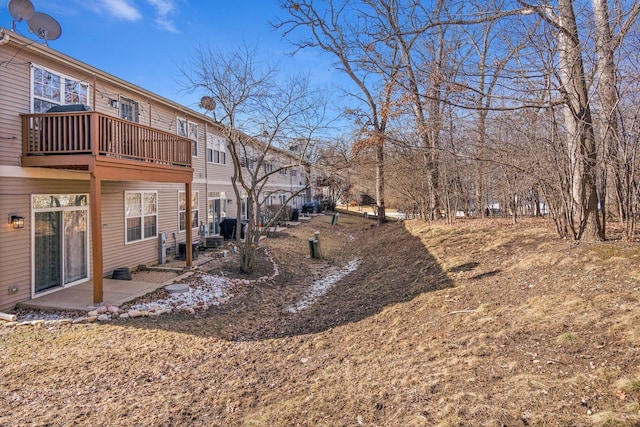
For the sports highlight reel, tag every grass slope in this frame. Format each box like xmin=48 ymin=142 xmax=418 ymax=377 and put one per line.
xmin=2 ymin=215 xmax=640 ymax=426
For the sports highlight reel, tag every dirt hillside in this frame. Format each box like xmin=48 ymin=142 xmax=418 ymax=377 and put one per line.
xmin=2 ymin=213 xmax=640 ymax=426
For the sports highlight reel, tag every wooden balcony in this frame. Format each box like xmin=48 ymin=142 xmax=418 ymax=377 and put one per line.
xmin=20 ymin=111 xmax=193 ymax=183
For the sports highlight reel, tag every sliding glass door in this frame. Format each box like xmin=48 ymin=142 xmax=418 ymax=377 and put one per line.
xmin=33 ymin=195 xmax=88 ymax=294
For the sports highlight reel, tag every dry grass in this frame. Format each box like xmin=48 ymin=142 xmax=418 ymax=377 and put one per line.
xmin=2 ymin=214 xmax=640 ymax=426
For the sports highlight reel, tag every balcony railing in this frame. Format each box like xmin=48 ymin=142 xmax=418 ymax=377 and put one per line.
xmin=21 ymin=111 xmax=192 ymax=168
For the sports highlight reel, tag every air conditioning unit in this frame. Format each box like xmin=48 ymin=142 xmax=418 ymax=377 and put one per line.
xmin=204 ymin=236 xmax=224 ymax=248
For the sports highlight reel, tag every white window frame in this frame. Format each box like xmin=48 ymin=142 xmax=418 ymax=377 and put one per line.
xmin=177 ymin=118 xmax=199 ymax=157
xmin=178 ymin=191 xmax=199 ymax=232
xmin=241 ymin=155 xmax=255 ymax=169
xmin=206 ymin=133 xmax=227 ymax=165
xmin=125 ymin=191 xmax=158 ymax=244
xmin=119 ymin=97 xmax=140 ymax=122
xmin=177 ymin=118 xmax=187 ymax=137
xmin=31 ymin=64 xmax=89 ymax=113
xmin=31 ymin=194 xmax=90 ymax=297
xmin=188 ymin=122 xmax=198 ymax=157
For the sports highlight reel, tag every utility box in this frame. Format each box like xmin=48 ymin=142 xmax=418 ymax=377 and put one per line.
xmin=177 ymin=242 xmax=199 ymax=260
xmin=159 ymin=232 xmax=167 ymax=264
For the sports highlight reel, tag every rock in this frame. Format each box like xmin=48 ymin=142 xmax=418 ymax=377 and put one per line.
xmin=97 ymin=306 xmax=108 ymax=314
xmin=88 ymin=310 xmax=98 ymax=317
xmin=119 ymin=313 xmax=130 ymax=319
xmin=97 ymin=314 xmax=111 ymax=322
xmin=107 ymin=305 xmax=120 ymax=314
xmin=87 ymin=316 xmax=97 ymax=323
xmin=128 ymin=309 xmax=143 ymax=318
xmin=73 ymin=317 xmax=88 ymax=324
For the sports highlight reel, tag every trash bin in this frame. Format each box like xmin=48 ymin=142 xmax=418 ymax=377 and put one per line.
xmin=177 ymin=242 xmax=199 ymax=260
xmin=111 ymin=267 xmax=132 ymax=280
xmin=291 ymin=209 xmax=299 ymax=221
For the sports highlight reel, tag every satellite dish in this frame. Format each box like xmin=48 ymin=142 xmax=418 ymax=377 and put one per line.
xmin=27 ymin=11 xmax=61 ymax=43
xmin=7 ymin=0 xmax=34 ymax=22
xmin=199 ymin=96 xmax=216 ymax=111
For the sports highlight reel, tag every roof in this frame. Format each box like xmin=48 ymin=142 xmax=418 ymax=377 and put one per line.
xmin=0 ymin=27 xmax=308 ymax=165
xmin=0 ymin=27 xmax=217 ymax=126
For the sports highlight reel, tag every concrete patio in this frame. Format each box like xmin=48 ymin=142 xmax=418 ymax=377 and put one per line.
xmin=16 ymin=251 xmax=221 ymax=312
xmin=16 ymin=274 xmax=191 ymax=312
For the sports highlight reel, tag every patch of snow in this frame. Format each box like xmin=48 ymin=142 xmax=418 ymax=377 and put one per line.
xmin=285 ymin=259 xmax=360 ymax=313
xmin=126 ymin=274 xmax=232 ymax=312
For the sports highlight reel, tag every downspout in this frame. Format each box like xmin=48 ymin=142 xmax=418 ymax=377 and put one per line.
xmin=204 ymin=122 xmax=209 ymax=236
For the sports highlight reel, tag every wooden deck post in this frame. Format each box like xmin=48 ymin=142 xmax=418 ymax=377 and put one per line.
xmin=90 ymin=173 xmax=104 ymax=304
xmin=185 ymin=182 xmax=192 ymax=267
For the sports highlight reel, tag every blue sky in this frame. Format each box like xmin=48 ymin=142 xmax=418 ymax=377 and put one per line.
xmin=4 ymin=0 xmax=338 ymax=112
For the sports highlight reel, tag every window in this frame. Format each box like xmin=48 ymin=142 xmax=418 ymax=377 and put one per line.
xmin=32 ymin=64 xmax=89 ymax=113
xmin=189 ymin=122 xmax=198 ymax=157
xmin=241 ymin=197 xmax=248 ymax=221
xmin=125 ymin=192 xmax=157 ymax=243
xmin=206 ymin=133 xmax=226 ymax=164
xmin=178 ymin=191 xmax=199 ymax=232
xmin=263 ymin=162 xmax=273 ymax=173
xmin=279 ymin=194 xmax=287 ymax=205
xmin=291 ymin=169 xmax=298 ymax=177
xmin=279 ymin=167 xmax=287 ymax=175
xmin=178 ymin=118 xmax=198 ymax=157
xmin=241 ymin=155 xmax=254 ymax=169
xmin=65 ymin=80 xmax=87 ymax=104
xmin=120 ymin=97 xmax=139 ymax=122
xmin=177 ymin=118 xmax=187 ymax=137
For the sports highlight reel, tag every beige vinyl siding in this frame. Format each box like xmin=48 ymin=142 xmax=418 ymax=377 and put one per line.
xmin=0 ymin=43 xmax=31 ymax=166
xmin=0 ymin=179 xmax=32 ymax=310
xmin=0 ymin=30 xmax=262 ymax=309
xmin=0 ymin=177 xmax=90 ymax=310
xmin=100 ymin=182 xmax=188 ymax=274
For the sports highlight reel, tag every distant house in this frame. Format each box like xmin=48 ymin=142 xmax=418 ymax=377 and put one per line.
xmin=0 ymin=29 xmax=307 ymax=310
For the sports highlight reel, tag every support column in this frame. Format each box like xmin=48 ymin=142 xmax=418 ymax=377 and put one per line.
xmin=90 ymin=173 xmax=103 ymax=304
xmin=185 ymin=182 xmax=192 ymax=267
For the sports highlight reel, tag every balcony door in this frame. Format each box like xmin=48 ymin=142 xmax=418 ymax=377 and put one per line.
xmin=208 ymin=197 xmax=224 ymax=235
xmin=33 ymin=195 xmax=89 ymax=295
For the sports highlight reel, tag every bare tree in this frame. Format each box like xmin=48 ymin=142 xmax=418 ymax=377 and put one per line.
xmin=180 ymin=43 xmax=325 ymax=273
xmin=591 ymin=0 xmax=640 ymax=238
xmin=313 ymin=136 xmax=355 ymax=207
xmin=276 ymin=0 xmax=412 ymax=225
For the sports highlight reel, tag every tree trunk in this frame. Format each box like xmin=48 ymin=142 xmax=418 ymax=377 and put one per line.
xmin=556 ymin=0 xmax=602 ymax=241
xmin=592 ymin=0 xmax=625 ymax=239
xmin=376 ymin=142 xmax=386 ymax=225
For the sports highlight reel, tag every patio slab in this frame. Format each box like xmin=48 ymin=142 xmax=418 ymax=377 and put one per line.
xmin=17 ymin=274 xmax=193 ymax=312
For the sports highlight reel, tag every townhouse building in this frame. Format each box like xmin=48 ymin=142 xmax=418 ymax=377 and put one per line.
xmin=0 ymin=29 xmax=307 ymax=311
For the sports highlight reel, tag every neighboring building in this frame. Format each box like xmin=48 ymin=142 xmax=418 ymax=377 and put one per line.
xmin=258 ymin=151 xmax=307 ymax=211
xmin=0 ymin=29 xmax=306 ymax=310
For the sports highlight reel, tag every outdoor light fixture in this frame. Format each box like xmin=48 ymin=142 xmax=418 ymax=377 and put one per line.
xmin=9 ymin=214 xmax=24 ymax=229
